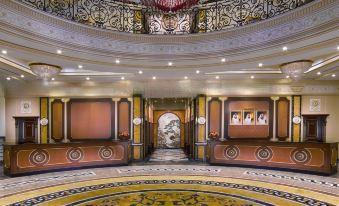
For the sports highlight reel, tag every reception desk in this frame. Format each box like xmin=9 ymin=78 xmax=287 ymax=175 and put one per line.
xmin=3 ymin=141 xmax=130 ymax=176
xmin=208 ymin=141 xmax=337 ymax=175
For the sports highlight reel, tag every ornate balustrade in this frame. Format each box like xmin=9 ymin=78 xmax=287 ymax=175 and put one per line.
xmin=16 ymin=0 xmax=314 ymax=35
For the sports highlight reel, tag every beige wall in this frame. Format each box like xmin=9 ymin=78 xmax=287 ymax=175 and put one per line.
xmin=5 ymin=97 xmax=40 ymax=144
xmin=0 ymin=83 xmax=5 ymax=137
xmin=302 ymin=96 xmax=339 ymax=143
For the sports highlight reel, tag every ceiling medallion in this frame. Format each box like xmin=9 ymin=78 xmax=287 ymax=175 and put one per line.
xmin=29 ymin=63 xmax=62 ymax=80
xmin=280 ymin=60 xmax=313 ymax=81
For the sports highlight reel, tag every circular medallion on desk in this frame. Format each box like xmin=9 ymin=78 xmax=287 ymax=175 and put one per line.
xmin=29 ymin=149 xmax=49 ymax=166
xmin=255 ymin=146 xmax=273 ymax=162
xmin=224 ymin=145 xmax=239 ymax=160
xmin=292 ymin=116 xmax=301 ymax=124
xmin=291 ymin=148 xmax=311 ymax=164
xmin=40 ymin=118 xmax=49 ymax=126
xmin=133 ymin=117 xmax=142 ymax=125
xmin=67 ymin=147 xmax=84 ymax=162
xmin=99 ymin=146 xmax=114 ymax=160
xmin=197 ymin=117 xmax=206 ymax=125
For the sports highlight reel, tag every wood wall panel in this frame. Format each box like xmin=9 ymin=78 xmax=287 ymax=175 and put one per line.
xmin=118 ymin=99 xmax=131 ymax=136
xmin=276 ymin=97 xmax=290 ymax=141
xmin=68 ymin=99 xmax=114 ymax=140
xmin=51 ymin=99 xmax=64 ymax=142
xmin=208 ymin=98 xmax=222 ymax=137
xmin=225 ymin=98 xmax=273 ymax=139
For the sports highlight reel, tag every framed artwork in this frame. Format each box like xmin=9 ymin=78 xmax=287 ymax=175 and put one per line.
xmin=243 ymin=110 xmax=255 ymax=125
xmin=20 ymin=101 xmax=32 ymax=114
xmin=310 ymin=98 xmax=320 ymax=112
xmin=256 ymin=110 xmax=268 ymax=125
xmin=230 ymin=110 xmax=242 ymax=125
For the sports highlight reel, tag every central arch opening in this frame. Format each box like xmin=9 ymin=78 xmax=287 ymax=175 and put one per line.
xmin=147 ymin=98 xmax=190 ymax=163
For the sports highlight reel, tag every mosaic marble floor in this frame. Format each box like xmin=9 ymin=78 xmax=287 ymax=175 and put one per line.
xmin=0 ymin=164 xmax=338 ymax=206
xmin=148 ymin=149 xmax=189 ymax=162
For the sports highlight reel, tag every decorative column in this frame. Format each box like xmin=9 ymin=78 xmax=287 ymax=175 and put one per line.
xmin=112 ymin=98 xmax=120 ymax=139
xmin=270 ymin=96 xmax=279 ymax=142
xmin=132 ymin=95 xmax=143 ymax=161
xmin=291 ymin=95 xmax=302 ymax=142
xmin=40 ymin=97 xmax=49 ymax=144
xmin=195 ymin=95 xmax=206 ymax=161
xmin=61 ymin=98 xmax=69 ymax=143
xmin=220 ymin=97 xmax=227 ymax=140
xmin=48 ymin=98 xmax=54 ymax=143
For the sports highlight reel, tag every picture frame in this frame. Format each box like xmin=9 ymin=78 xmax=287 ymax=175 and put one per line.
xmin=256 ymin=110 xmax=268 ymax=125
xmin=230 ymin=110 xmax=242 ymax=125
xmin=20 ymin=101 xmax=32 ymax=114
xmin=243 ymin=110 xmax=255 ymax=125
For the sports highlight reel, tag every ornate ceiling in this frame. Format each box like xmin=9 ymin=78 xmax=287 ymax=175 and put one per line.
xmin=0 ymin=0 xmax=338 ymax=97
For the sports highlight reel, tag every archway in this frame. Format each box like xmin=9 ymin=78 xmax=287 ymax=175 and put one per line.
xmin=157 ymin=112 xmax=181 ymax=148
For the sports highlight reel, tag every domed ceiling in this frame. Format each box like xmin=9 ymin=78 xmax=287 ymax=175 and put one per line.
xmin=0 ymin=0 xmax=338 ymax=97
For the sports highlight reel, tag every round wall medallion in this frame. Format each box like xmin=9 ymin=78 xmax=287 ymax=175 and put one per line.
xmin=133 ymin=117 xmax=142 ymax=125
xmin=67 ymin=147 xmax=83 ymax=162
xmin=292 ymin=116 xmax=301 ymax=124
xmin=291 ymin=148 xmax=311 ymax=164
xmin=29 ymin=149 xmax=49 ymax=166
xmin=197 ymin=117 xmax=206 ymax=125
xmin=99 ymin=146 xmax=114 ymax=160
xmin=255 ymin=146 xmax=273 ymax=162
xmin=40 ymin=118 xmax=49 ymax=126
xmin=223 ymin=145 xmax=240 ymax=160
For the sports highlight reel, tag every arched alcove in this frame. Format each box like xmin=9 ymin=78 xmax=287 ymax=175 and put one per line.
xmin=157 ymin=113 xmax=181 ymax=148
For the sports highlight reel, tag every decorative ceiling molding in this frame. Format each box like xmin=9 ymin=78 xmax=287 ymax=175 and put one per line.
xmin=0 ymin=0 xmax=338 ymax=59
xmin=0 ymin=56 xmax=35 ymax=75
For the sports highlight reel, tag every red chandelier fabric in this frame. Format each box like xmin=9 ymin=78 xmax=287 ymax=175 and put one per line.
xmin=141 ymin=0 xmax=199 ymax=12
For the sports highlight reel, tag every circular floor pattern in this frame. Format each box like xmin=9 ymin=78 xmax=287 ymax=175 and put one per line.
xmin=1 ymin=175 xmax=338 ymax=206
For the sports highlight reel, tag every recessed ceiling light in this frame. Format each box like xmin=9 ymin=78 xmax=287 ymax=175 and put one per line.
xmin=286 ymin=75 xmax=290 ymax=79
xmin=221 ymin=58 xmax=226 ymax=62
xmin=294 ymin=75 xmax=298 ymax=78
xmin=115 ymin=59 xmax=120 ymax=64
xmin=121 ymin=76 xmax=125 ymax=80
xmin=152 ymin=76 xmax=156 ymax=80
xmin=337 ymin=46 xmax=339 ymax=51
xmin=317 ymin=71 xmax=321 ymax=75
xmin=56 ymin=49 xmax=62 ymax=54
xmin=215 ymin=76 xmax=220 ymax=79
xmin=138 ymin=70 xmax=143 ymax=74
xmin=20 ymin=74 xmax=25 ymax=78
xmin=51 ymin=78 xmax=55 ymax=81
xmin=168 ymin=62 xmax=173 ymax=66
xmin=86 ymin=77 xmax=90 ymax=80
xmin=331 ymin=74 xmax=336 ymax=77
xmin=250 ymin=75 xmax=255 ymax=79
xmin=1 ymin=50 xmax=7 ymax=54
xmin=184 ymin=76 xmax=188 ymax=79
xmin=6 ymin=77 xmax=11 ymax=80
xmin=282 ymin=46 xmax=288 ymax=51
xmin=258 ymin=63 xmax=263 ymax=67
xmin=78 ymin=65 xmax=83 ymax=69
xmin=196 ymin=70 xmax=200 ymax=74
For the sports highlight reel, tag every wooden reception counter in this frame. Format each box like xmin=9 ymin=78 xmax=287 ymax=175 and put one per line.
xmin=208 ymin=140 xmax=338 ymax=175
xmin=3 ymin=141 xmax=130 ymax=176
